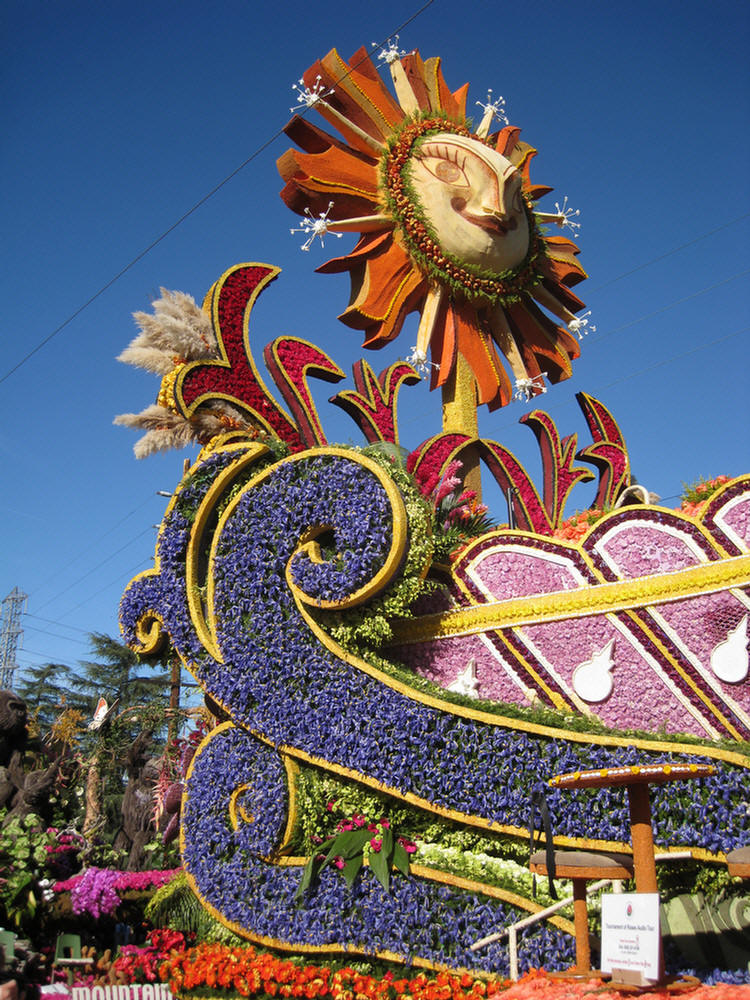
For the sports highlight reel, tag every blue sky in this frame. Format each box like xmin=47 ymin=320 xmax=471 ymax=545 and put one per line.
xmin=2 ymin=0 xmax=748 ymax=693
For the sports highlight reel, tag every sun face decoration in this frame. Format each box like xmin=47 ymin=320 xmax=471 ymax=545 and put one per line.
xmin=407 ymin=132 xmax=531 ymax=273
xmin=278 ymin=46 xmax=589 ymax=414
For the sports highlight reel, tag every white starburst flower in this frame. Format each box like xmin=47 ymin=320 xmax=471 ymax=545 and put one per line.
xmin=290 ymin=75 xmax=331 ymax=112
xmin=289 ymin=203 xmax=343 ymax=252
xmin=406 ymin=347 xmax=436 ymax=375
xmin=475 ymin=89 xmax=508 ymax=126
xmin=567 ymin=311 xmax=596 ymax=339
xmin=514 ymin=374 xmax=548 ymax=402
xmin=373 ymin=35 xmax=408 ymax=64
xmin=553 ymin=195 xmax=581 ymax=234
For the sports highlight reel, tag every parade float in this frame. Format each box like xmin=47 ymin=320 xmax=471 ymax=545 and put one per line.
xmin=116 ymin=43 xmax=750 ymax=979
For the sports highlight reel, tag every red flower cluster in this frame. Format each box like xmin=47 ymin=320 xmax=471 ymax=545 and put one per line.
xmin=552 ymin=508 xmax=607 ymax=542
xmin=114 ymin=929 xmax=191 ymax=984
xmin=158 ymin=943 xmax=510 ymax=1000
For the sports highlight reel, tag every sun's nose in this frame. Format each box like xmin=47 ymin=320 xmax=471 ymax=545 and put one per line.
xmin=479 ymin=171 xmax=510 ymax=218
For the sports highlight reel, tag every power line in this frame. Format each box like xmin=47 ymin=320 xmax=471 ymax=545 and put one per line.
xmin=62 ymin=559 xmax=154 ymax=617
xmin=23 ymin=624 xmax=90 ymax=646
xmin=589 ymin=268 xmax=750 ymax=344
xmin=587 ymin=212 xmax=750 ymax=292
xmin=0 ymin=0 xmax=438 ymax=388
xmin=594 ymin=325 xmax=749 ymax=392
xmin=30 ymin=494 xmax=159 ymax=596
xmin=24 ymin=613 xmax=97 ymax=636
xmin=35 ymin=527 xmax=155 ymax=613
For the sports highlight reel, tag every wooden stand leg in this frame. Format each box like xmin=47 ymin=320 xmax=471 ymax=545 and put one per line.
xmin=626 ymin=782 xmax=665 ymax=982
xmin=628 ymin=784 xmax=657 ymax=893
xmin=572 ymin=880 xmax=591 ymax=973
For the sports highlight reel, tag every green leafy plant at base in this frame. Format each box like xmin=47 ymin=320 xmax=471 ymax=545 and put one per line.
xmin=145 ymin=869 xmax=244 ymax=944
xmin=0 ymin=812 xmax=55 ymax=930
xmin=292 ymin=766 xmax=546 ymax=904
xmin=292 ymin=770 xmax=419 ymax=854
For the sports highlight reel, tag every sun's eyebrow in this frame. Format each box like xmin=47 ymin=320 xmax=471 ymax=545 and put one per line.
xmin=418 ymin=142 xmax=462 ymax=162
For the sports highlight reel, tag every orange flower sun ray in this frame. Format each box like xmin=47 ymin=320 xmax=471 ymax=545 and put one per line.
xmin=278 ymin=46 xmax=588 ymax=413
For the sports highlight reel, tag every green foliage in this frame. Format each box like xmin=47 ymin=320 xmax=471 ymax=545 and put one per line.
xmin=292 ymin=767 xmax=525 ymax=885
xmin=657 ymin=858 xmax=736 ymax=900
xmin=140 ymin=834 xmax=181 ymax=872
xmin=296 ymin=817 xmax=410 ymax=899
xmin=415 ymin=840 xmax=567 ymax=910
xmin=430 ymin=516 xmax=494 ymax=567
xmin=0 ymin=812 xmax=54 ymax=930
xmin=293 ymin=769 xmax=424 ymax=855
xmin=15 ymin=663 xmax=74 ymax=731
xmin=19 ymin=633 xmax=173 ymax=743
xmin=77 ymin=632 xmax=171 ymax=721
xmin=145 ymin=870 xmax=244 ymax=943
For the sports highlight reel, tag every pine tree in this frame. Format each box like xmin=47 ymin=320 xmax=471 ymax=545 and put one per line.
xmin=75 ymin=632 xmax=171 ymax=718
xmin=13 ymin=662 xmax=74 ymax=730
xmin=74 ymin=633 xmax=172 ymax=847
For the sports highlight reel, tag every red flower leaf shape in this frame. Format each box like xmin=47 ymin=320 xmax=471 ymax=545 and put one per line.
xmin=331 ymin=359 xmax=420 ymax=445
xmin=575 ymin=391 xmax=631 ymax=508
xmin=519 ymin=409 xmax=594 ymax=527
xmin=264 ymin=336 xmax=345 ymax=447
xmin=174 ymin=263 xmax=305 ymax=452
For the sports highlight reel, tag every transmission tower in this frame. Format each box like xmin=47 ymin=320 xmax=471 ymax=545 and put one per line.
xmin=0 ymin=587 xmax=28 ymax=689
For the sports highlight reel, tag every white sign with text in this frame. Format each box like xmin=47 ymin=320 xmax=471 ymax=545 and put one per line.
xmin=601 ymin=892 xmax=661 ymax=982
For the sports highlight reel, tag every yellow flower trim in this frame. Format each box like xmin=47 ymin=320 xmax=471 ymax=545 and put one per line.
xmin=394 ymin=555 xmax=750 ymax=643
xmin=186 ymin=442 xmax=273 ymax=663
xmin=157 ymin=365 xmax=183 ymax=412
xmin=228 ymin=783 xmax=256 ymax=828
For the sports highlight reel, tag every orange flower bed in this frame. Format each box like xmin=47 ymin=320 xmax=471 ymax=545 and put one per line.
xmin=552 ymin=509 xmax=607 ymax=542
xmin=159 ymin=943 xmax=509 ymax=1000
xmin=679 ymin=475 xmax=731 ymax=518
xmin=158 ymin=945 xmax=749 ymax=1000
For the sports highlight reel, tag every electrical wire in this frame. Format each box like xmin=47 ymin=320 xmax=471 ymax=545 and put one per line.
xmin=25 ymin=613 xmax=100 ymax=636
xmin=23 ymin=624 xmax=90 ymax=645
xmin=588 ymin=268 xmax=750 ymax=344
xmin=0 ymin=0 xmax=438 ymax=388
xmin=30 ymin=494 xmax=160 ymax=596
xmin=587 ymin=212 xmax=750 ymax=292
xmin=61 ymin=558 xmax=153 ymax=617
xmin=34 ymin=527 xmax=155 ymax=613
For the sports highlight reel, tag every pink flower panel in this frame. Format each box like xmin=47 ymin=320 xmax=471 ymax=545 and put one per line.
xmin=459 ymin=537 xmax=592 ymax=603
xmin=392 ymin=632 xmax=536 ymax=705
xmin=515 ymin=615 xmax=716 ymax=737
xmin=588 ymin=519 xmax=714 ymax=580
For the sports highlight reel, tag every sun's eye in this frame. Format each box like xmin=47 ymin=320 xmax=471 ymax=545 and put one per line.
xmin=416 ymin=144 xmax=470 ymax=187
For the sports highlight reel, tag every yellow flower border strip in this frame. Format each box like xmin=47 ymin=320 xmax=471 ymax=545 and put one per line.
xmin=392 ymin=554 xmax=750 ymax=642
